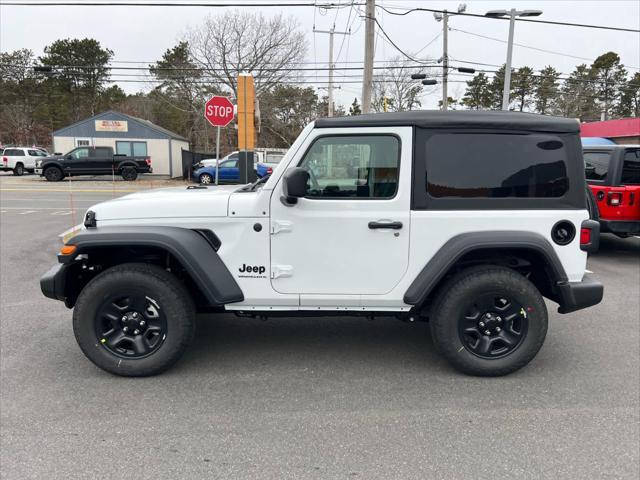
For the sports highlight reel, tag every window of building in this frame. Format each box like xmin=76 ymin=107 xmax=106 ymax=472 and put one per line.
xmin=621 ymin=149 xmax=640 ymax=185
xmin=76 ymin=139 xmax=91 ymax=147
xmin=425 ymin=133 xmax=569 ymax=198
xmin=116 ymin=141 xmax=148 ymax=157
xmin=298 ymin=135 xmax=400 ymax=199
xmin=584 ymin=151 xmax=611 ymax=181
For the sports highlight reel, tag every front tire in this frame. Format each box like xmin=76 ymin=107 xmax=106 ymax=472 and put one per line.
xmin=73 ymin=263 xmax=196 ymax=376
xmin=430 ymin=266 xmax=548 ymax=377
xmin=199 ymin=173 xmax=213 ymax=184
xmin=44 ymin=166 xmax=63 ymax=182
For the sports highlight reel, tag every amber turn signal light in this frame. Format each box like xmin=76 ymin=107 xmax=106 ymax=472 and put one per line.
xmin=59 ymin=245 xmax=77 ymax=256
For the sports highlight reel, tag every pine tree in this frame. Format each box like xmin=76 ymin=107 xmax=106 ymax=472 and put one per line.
xmin=557 ymin=64 xmax=599 ymax=122
xmin=616 ymin=72 xmax=640 ymax=118
xmin=591 ymin=52 xmax=628 ymax=120
xmin=461 ymin=73 xmax=491 ymax=110
xmin=349 ymin=97 xmax=362 ymax=115
xmin=534 ymin=66 xmax=560 ymax=115
xmin=511 ymin=66 xmax=536 ymax=112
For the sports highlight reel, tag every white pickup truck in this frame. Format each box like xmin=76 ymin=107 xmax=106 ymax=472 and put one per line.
xmin=1 ymin=147 xmax=49 ymax=176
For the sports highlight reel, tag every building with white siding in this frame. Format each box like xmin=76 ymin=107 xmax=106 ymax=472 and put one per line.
xmin=52 ymin=111 xmax=189 ymax=177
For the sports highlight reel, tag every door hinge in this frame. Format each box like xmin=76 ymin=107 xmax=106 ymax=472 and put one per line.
xmin=271 ymin=265 xmax=293 ymax=279
xmin=271 ymin=220 xmax=292 ymax=235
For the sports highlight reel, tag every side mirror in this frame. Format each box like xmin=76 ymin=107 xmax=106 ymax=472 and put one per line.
xmin=66 ymin=155 xmax=73 ymax=160
xmin=281 ymin=167 xmax=309 ymax=206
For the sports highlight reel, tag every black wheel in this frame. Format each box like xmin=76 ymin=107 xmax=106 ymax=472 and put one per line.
xmin=199 ymin=173 xmax=213 ymax=184
xmin=586 ymin=185 xmax=599 ymax=222
xmin=13 ymin=163 xmax=24 ymax=176
xmin=73 ymin=263 xmax=196 ymax=376
xmin=44 ymin=166 xmax=63 ymax=182
xmin=121 ymin=167 xmax=138 ymax=181
xmin=430 ymin=266 xmax=548 ymax=377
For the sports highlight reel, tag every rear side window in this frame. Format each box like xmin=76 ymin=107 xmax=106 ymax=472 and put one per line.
xmin=89 ymin=147 xmax=112 ymax=157
xmin=425 ymin=133 xmax=568 ymax=198
xmin=4 ymin=149 xmax=25 ymax=156
xmin=622 ymin=149 xmax=640 ymax=185
xmin=584 ymin=151 xmax=611 ymax=181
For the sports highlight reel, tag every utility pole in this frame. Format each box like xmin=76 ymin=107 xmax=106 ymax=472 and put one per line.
xmin=485 ymin=8 xmax=543 ymax=111
xmin=442 ymin=11 xmax=449 ymax=111
xmin=314 ymin=26 xmax=350 ymax=117
xmin=361 ymin=0 xmax=375 ymax=114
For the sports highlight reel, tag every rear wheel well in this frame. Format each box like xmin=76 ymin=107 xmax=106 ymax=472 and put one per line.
xmin=420 ymin=248 xmax=561 ymax=315
xmin=63 ymin=245 xmax=214 ymax=311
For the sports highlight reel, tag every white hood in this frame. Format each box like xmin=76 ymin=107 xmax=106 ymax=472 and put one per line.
xmin=89 ymin=185 xmax=240 ymax=221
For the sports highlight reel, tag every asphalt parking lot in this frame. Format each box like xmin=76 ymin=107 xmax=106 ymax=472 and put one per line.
xmin=1 ymin=173 xmax=639 ymax=479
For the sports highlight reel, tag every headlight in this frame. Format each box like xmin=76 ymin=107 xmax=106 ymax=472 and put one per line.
xmin=59 ymin=224 xmax=83 ymax=244
xmin=36 ymin=160 xmax=42 ymax=167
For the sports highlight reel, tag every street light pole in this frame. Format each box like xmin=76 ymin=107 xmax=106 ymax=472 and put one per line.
xmin=502 ymin=9 xmax=517 ymax=111
xmin=485 ymin=8 xmax=543 ymax=111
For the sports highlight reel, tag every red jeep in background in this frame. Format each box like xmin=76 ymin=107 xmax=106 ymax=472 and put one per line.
xmin=584 ymin=145 xmax=640 ymax=238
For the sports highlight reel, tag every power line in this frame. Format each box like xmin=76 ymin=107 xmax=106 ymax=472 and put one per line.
xmin=1 ymin=1 xmax=360 ymax=6
xmin=451 ymin=27 xmax=640 ymax=70
xmin=376 ymin=4 xmax=640 ymax=33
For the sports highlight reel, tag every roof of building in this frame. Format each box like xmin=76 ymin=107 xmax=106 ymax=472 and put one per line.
xmin=580 ymin=118 xmax=640 ymax=138
xmin=53 ymin=110 xmax=189 ymax=141
xmin=315 ymin=110 xmax=581 ymax=133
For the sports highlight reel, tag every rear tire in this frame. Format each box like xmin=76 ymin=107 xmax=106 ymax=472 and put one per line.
xmin=44 ymin=166 xmax=63 ymax=182
xmin=430 ymin=266 xmax=548 ymax=377
xmin=73 ymin=263 xmax=196 ymax=377
xmin=121 ymin=167 xmax=138 ymax=181
xmin=13 ymin=163 xmax=24 ymax=176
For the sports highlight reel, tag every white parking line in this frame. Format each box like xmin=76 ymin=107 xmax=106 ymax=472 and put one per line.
xmin=585 ymin=269 xmax=594 ymax=274
xmin=17 ymin=210 xmax=37 ymax=215
xmin=51 ymin=211 xmax=72 ymax=216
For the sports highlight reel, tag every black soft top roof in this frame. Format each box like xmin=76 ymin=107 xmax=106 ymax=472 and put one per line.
xmin=315 ymin=110 xmax=580 ymax=133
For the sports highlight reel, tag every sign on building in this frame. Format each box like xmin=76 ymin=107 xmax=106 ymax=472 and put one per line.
xmin=95 ymin=120 xmax=129 ymax=132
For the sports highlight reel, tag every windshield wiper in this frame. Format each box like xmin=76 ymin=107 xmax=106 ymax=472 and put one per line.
xmin=240 ymin=174 xmax=270 ymax=192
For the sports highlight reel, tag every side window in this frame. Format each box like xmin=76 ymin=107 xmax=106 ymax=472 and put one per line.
xmin=90 ymin=147 xmax=111 ymax=157
xmin=298 ymin=135 xmax=400 ymax=199
xmin=621 ymin=149 xmax=640 ymax=185
xmin=4 ymin=149 xmax=25 ymax=156
xmin=222 ymin=160 xmax=238 ymax=168
xmin=28 ymin=149 xmax=39 ymax=156
xmin=71 ymin=148 xmax=89 ymax=159
xmin=584 ymin=151 xmax=611 ymax=181
xmin=425 ymin=133 xmax=569 ymax=198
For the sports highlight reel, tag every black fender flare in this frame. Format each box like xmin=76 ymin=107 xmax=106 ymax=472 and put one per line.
xmin=116 ymin=160 xmax=138 ymax=171
xmin=41 ymin=160 xmax=65 ymax=171
xmin=403 ymin=231 xmax=568 ymax=306
xmin=60 ymin=226 xmax=244 ymax=306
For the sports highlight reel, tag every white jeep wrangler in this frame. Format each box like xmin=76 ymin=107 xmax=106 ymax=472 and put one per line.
xmin=41 ymin=111 xmax=603 ymax=377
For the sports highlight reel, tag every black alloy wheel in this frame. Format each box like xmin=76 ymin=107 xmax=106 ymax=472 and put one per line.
xmin=121 ymin=167 xmax=138 ymax=181
xmin=95 ymin=293 xmax=168 ymax=358
xmin=458 ymin=294 xmax=528 ymax=359
xmin=44 ymin=166 xmax=63 ymax=182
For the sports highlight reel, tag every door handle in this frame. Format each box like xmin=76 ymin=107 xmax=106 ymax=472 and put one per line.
xmin=368 ymin=220 xmax=403 ymax=230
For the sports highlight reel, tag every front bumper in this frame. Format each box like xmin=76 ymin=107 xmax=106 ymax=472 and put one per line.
xmin=40 ymin=263 xmax=70 ymax=303
xmin=599 ymin=219 xmax=640 ymax=236
xmin=557 ymin=275 xmax=604 ymax=314
xmin=35 ymin=168 xmax=42 ymax=175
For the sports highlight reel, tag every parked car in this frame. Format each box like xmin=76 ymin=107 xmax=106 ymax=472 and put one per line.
xmin=194 ymin=158 xmax=240 ymax=183
xmin=41 ymin=110 xmax=603 ymax=377
xmin=36 ymin=146 xmax=152 ymax=181
xmin=584 ymin=145 xmax=640 ymax=237
xmin=1 ymin=147 xmax=48 ymax=175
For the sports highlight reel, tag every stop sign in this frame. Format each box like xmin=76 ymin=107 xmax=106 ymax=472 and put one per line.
xmin=204 ymin=96 xmax=235 ymax=127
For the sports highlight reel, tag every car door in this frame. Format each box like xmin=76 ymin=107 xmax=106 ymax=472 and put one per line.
xmin=269 ymin=127 xmax=412 ymax=297
xmin=89 ymin=147 xmax=114 ymax=174
xmin=219 ymin=159 xmax=239 ymax=181
xmin=64 ymin=148 xmax=91 ymax=174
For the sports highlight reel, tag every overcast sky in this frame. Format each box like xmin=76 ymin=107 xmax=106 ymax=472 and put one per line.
xmin=1 ymin=0 xmax=639 ymax=110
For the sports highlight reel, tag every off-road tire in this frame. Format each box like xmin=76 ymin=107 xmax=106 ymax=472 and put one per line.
xmin=13 ymin=163 xmax=24 ymax=176
xmin=121 ymin=167 xmax=138 ymax=181
xmin=73 ymin=263 xmax=196 ymax=377
xmin=44 ymin=166 xmax=63 ymax=182
xmin=430 ymin=266 xmax=548 ymax=377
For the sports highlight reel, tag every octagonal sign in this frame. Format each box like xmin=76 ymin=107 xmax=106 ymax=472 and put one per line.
xmin=204 ymin=96 xmax=235 ymax=127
